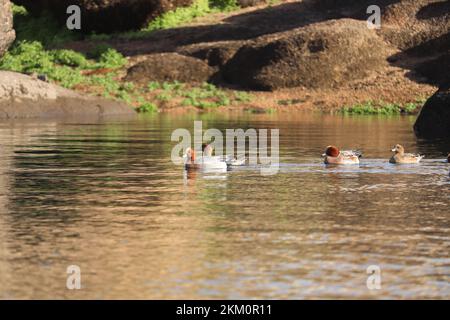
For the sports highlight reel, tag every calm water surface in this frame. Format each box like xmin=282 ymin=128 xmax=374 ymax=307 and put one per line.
xmin=0 ymin=113 xmax=449 ymax=299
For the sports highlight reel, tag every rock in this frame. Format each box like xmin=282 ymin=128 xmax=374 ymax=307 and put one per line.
xmin=380 ymin=0 xmax=450 ymax=51
xmin=237 ymin=0 xmax=267 ymax=8
xmin=13 ymin=0 xmax=193 ymax=33
xmin=0 ymin=71 xmax=135 ymax=119
xmin=179 ymin=42 xmax=243 ymax=67
xmin=415 ymin=50 xmax=450 ymax=86
xmin=0 ymin=0 xmax=15 ymax=57
xmin=414 ymin=84 xmax=450 ymax=139
xmin=125 ymin=53 xmax=215 ymax=84
xmin=222 ymin=19 xmax=388 ymax=90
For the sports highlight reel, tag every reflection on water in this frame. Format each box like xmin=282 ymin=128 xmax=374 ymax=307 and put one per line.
xmin=0 ymin=113 xmax=449 ymax=299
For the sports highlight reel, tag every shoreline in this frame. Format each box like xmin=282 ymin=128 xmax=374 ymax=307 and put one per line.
xmin=1 ymin=1 xmax=448 ymax=120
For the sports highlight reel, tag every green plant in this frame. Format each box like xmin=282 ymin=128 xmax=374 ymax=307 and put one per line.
xmin=98 ymin=48 xmax=127 ymax=68
xmin=12 ymin=7 xmax=79 ymax=46
xmin=136 ymin=102 xmax=158 ymax=113
xmin=156 ymin=93 xmax=172 ymax=101
xmin=12 ymin=4 xmax=27 ymax=16
xmin=120 ymin=82 xmax=135 ymax=92
xmin=87 ymin=43 xmax=113 ymax=59
xmin=147 ymin=81 xmax=161 ymax=91
xmin=146 ymin=0 xmax=212 ymax=31
xmin=340 ymin=101 xmax=423 ymax=115
xmin=234 ymin=91 xmax=253 ymax=103
xmin=245 ymin=107 xmax=276 ymax=114
xmin=52 ymin=49 xmax=88 ymax=68
xmin=209 ymin=0 xmax=239 ymax=11
xmin=278 ymin=98 xmax=304 ymax=106
xmin=0 ymin=41 xmax=86 ymax=88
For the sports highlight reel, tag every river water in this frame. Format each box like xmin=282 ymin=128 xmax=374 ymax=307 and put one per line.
xmin=0 ymin=112 xmax=448 ymax=299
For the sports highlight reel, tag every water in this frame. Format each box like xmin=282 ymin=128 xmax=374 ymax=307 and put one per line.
xmin=0 ymin=112 xmax=449 ymax=299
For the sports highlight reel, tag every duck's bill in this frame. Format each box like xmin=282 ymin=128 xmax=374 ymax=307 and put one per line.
xmin=391 ymin=148 xmax=396 ymax=152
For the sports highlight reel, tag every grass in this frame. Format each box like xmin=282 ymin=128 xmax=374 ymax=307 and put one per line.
xmin=245 ymin=107 xmax=277 ymax=114
xmin=340 ymin=100 xmax=426 ymax=115
xmin=145 ymin=81 xmax=252 ymax=109
xmin=91 ymin=0 xmax=240 ymax=40
xmin=277 ymin=98 xmax=305 ymax=106
xmin=136 ymin=103 xmax=158 ymax=113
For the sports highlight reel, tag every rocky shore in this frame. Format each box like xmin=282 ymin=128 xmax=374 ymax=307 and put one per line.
xmin=0 ymin=0 xmax=449 ymax=136
xmin=0 ymin=71 xmax=135 ymax=119
xmin=0 ymin=0 xmax=135 ymax=119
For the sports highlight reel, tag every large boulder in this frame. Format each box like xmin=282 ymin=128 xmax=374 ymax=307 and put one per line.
xmin=380 ymin=0 xmax=450 ymax=51
xmin=0 ymin=71 xmax=135 ymax=119
xmin=414 ymin=84 xmax=450 ymax=138
xmin=13 ymin=0 xmax=193 ymax=33
xmin=0 ymin=0 xmax=15 ymax=57
xmin=415 ymin=50 xmax=450 ymax=86
xmin=125 ymin=53 xmax=215 ymax=84
xmin=222 ymin=19 xmax=389 ymax=90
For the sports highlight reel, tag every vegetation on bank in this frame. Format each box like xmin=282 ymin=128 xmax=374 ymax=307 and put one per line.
xmin=339 ymin=100 xmax=426 ymax=115
xmin=1 ymin=2 xmax=252 ymax=113
xmin=1 ymin=2 xmax=429 ymax=115
xmin=91 ymin=0 xmax=240 ymax=40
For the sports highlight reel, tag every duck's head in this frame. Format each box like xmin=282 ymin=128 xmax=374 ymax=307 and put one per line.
xmin=185 ymin=148 xmax=196 ymax=162
xmin=391 ymin=144 xmax=404 ymax=154
xmin=322 ymin=145 xmax=340 ymax=157
xmin=202 ymin=143 xmax=213 ymax=157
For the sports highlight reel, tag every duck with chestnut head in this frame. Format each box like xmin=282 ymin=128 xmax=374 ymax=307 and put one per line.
xmin=389 ymin=144 xmax=424 ymax=164
xmin=322 ymin=146 xmax=362 ymax=165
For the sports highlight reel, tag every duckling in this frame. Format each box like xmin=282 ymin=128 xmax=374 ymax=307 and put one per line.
xmin=389 ymin=144 xmax=424 ymax=164
xmin=322 ymin=145 xmax=362 ymax=165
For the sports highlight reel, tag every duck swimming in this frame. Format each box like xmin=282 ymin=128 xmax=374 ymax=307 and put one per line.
xmin=389 ymin=144 xmax=424 ymax=164
xmin=183 ymin=147 xmax=227 ymax=170
xmin=183 ymin=144 xmax=246 ymax=170
xmin=322 ymin=145 xmax=362 ymax=164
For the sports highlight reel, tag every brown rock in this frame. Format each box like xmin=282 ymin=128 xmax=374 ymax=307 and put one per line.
xmin=222 ymin=19 xmax=388 ymax=90
xmin=0 ymin=0 xmax=15 ymax=57
xmin=125 ymin=53 xmax=215 ymax=84
xmin=179 ymin=42 xmax=243 ymax=67
xmin=415 ymin=50 xmax=450 ymax=86
xmin=0 ymin=71 xmax=135 ymax=119
xmin=414 ymin=83 xmax=450 ymax=139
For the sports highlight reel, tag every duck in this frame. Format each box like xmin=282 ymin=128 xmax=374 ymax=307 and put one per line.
xmin=183 ymin=147 xmax=227 ymax=171
xmin=183 ymin=144 xmax=246 ymax=171
xmin=389 ymin=144 xmax=424 ymax=164
xmin=322 ymin=145 xmax=362 ymax=165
